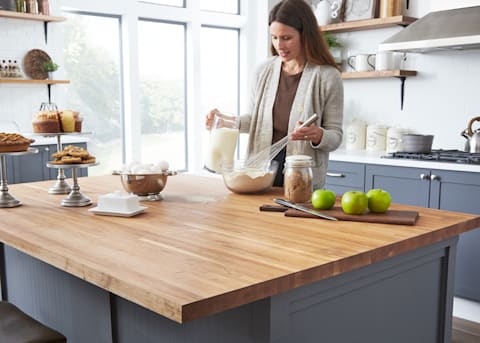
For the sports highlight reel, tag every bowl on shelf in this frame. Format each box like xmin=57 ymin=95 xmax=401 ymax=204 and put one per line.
xmin=115 ymin=170 xmax=177 ymax=201
xmin=222 ymin=160 xmax=279 ymax=194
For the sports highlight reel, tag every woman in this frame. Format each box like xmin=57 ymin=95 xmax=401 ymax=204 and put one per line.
xmin=206 ymin=0 xmax=343 ymax=189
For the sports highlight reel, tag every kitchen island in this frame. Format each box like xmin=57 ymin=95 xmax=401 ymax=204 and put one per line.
xmin=0 ymin=174 xmax=479 ymax=343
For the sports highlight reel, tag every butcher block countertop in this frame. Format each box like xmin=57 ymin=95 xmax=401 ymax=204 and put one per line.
xmin=1 ymin=174 xmax=479 ymax=324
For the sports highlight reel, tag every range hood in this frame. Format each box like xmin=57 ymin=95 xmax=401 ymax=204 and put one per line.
xmin=379 ymin=6 xmax=480 ymax=52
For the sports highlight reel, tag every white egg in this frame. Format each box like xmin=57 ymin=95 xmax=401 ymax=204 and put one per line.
xmin=155 ymin=160 xmax=169 ymax=171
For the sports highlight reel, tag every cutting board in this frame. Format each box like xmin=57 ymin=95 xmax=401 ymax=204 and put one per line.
xmin=260 ymin=205 xmax=419 ymax=225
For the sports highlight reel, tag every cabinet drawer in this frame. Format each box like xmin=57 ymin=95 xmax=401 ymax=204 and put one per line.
xmin=325 ymin=161 xmax=365 ymax=193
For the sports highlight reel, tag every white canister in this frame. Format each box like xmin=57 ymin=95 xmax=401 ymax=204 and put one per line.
xmin=386 ymin=127 xmax=406 ymax=153
xmin=366 ymin=124 xmax=387 ymax=152
xmin=346 ymin=119 xmax=367 ymax=150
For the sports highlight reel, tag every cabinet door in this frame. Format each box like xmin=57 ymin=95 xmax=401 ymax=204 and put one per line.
xmin=365 ymin=164 xmax=431 ymax=207
xmin=430 ymin=169 xmax=480 ymax=302
xmin=12 ymin=145 xmax=51 ymax=183
xmin=325 ymin=161 xmax=365 ymax=194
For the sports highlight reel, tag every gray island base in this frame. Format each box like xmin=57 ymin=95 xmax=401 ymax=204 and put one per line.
xmin=2 ymin=237 xmax=456 ymax=343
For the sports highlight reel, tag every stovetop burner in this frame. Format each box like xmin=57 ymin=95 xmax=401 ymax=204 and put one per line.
xmin=383 ymin=150 xmax=480 ymax=165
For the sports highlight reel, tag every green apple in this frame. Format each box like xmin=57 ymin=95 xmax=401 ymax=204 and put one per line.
xmin=366 ymin=188 xmax=392 ymax=213
xmin=341 ymin=190 xmax=368 ymax=215
xmin=312 ymin=189 xmax=336 ymax=210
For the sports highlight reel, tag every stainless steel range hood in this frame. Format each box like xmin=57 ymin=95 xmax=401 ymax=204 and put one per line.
xmin=379 ymin=6 xmax=480 ymax=52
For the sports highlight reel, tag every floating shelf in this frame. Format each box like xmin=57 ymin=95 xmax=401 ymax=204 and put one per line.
xmin=321 ymin=16 xmax=417 ymax=33
xmin=341 ymin=70 xmax=417 ymax=79
xmin=0 ymin=79 xmax=70 ymax=84
xmin=0 ymin=10 xmax=65 ymax=22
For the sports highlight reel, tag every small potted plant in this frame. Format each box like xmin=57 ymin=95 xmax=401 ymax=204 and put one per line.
xmin=324 ymin=32 xmax=343 ymax=65
xmin=43 ymin=60 xmax=59 ymax=80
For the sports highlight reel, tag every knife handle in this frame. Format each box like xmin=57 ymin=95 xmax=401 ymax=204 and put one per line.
xmin=259 ymin=204 xmax=288 ymax=212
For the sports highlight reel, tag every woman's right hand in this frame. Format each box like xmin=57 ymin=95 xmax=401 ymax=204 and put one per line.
xmin=205 ymin=108 xmax=219 ymax=130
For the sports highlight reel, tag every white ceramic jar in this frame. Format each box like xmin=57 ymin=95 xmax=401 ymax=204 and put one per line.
xmin=366 ymin=124 xmax=387 ymax=152
xmin=386 ymin=127 xmax=407 ymax=153
xmin=346 ymin=119 xmax=367 ymax=150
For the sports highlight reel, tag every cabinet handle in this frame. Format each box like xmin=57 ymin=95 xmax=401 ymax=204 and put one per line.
xmin=431 ymin=174 xmax=441 ymax=181
xmin=44 ymin=147 xmax=49 ymax=151
xmin=326 ymin=172 xmax=345 ymax=178
xmin=420 ymin=173 xmax=430 ymax=180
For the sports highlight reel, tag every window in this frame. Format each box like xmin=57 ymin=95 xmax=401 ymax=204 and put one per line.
xmin=200 ymin=26 xmax=240 ymax=164
xmin=63 ymin=13 xmax=123 ymax=176
xmin=139 ymin=0 xmax=184 ymax=7
xmin=138 ymin=20 xmax=186 ymax=171
xmin=200 ymin=0 xmax=239 ymax=14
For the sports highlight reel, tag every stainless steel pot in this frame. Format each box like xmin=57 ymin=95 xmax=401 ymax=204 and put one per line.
xmin=400 ymin=134 xmax=434 ymax=153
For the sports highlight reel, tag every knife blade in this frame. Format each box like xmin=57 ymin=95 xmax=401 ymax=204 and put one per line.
xmin=273 ymin=198 xmax=338 ymax=221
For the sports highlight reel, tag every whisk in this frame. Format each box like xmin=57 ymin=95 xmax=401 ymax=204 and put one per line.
xmin=245 ymin=113 xmax=319 ymax=168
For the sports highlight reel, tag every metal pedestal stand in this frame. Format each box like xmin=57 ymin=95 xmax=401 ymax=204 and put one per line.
xmin=0 ymin=148 xmax=39 ymax=208
xmin=48 ymin=134 xmax=71 ymax=194
xmin=46 ymin=162 xmax=99 ymax=207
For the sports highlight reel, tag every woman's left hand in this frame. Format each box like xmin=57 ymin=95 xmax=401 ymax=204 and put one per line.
xmin=291 ymin=121 xmax=323 ymax=145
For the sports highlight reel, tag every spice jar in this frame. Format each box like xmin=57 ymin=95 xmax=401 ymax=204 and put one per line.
xmin=284 ymin=155 xmax=313 ymax=203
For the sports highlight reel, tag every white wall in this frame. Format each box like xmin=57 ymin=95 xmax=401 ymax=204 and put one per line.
xmin=339 ymin=0 xmax=480 ymax=150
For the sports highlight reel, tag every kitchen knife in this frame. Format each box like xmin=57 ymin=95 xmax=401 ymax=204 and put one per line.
xmin=273 ymin=198 xmax=338 ymax=221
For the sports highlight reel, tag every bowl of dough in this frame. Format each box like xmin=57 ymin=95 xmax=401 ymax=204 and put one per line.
xmin=222 ymin=160 xmax=278 ymax=194
xmin=115 ymin=160 xmax=176 ymax=201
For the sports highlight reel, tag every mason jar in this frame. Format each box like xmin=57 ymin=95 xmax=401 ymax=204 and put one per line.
xmin=284 ymin=155 xmax=313 ymax=203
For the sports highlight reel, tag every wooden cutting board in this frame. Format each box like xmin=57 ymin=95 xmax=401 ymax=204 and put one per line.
xmin=260 ymin=205 xmax=419 ymax=225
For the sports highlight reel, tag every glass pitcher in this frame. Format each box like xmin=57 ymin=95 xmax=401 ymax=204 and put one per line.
xmin=204 ymin=112 xmax=240 ymax=173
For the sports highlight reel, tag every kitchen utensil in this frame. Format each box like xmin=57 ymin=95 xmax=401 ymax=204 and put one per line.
xmin=467 ymin=116 xmax=480 ymax=153
xmin=347 ymin=54 xmax=375 ymax=72
xmin=23 ymin=49 xmax=51 ymax=80
xmin=222 ymin=160 xmax=278 ymax=194
xmin=346 ymin=119 xmax=366 ymax=150
xmin=245 ymin=113 xmax=319 ymax=168
xmin=115 ymin=170 xmax=177 ymax=201
xmin=366 ymin=124 xmax=387 ymax=152
xmin=273 ymin=198 xmax=338 ymax=221
xmin=400 ymin=134 xmax=433 ymax=153
xmin=283 ymin=206 xmax=419 ymax=225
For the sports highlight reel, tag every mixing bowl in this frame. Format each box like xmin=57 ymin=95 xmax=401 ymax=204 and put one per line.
xmin=117 ymin=171 xmax=176 ymax=200
xmin=222 ymin=160 xmax=278 ymax=194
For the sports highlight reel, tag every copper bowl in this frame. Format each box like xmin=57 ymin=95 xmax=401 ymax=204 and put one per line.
xmin=117 ymin=171 xmax=177 ymax=198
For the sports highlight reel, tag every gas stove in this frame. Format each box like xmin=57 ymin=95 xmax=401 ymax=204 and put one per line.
xmin=383 ymin=150 xmax=480 ymax=165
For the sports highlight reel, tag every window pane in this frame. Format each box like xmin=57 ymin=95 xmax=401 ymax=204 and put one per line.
xmin=139 ymin=0 xmax=184 ymax=7
xmin=63 ymin=13 xmax=123 ymax=176
xmin=200 ymin=0 xmax=239 ymax=14
xmin=138 ymin=20 xmax=186 ymax=171
xmin=200 ymin=27 xmax=239 ymax=164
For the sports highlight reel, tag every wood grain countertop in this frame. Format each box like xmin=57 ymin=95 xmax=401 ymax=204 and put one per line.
xmin=1 ymin=174 xmax=479 ymax=323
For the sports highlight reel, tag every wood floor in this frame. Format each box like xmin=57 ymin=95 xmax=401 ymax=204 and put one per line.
xmin=452 ymin=317 xmax=480 ymax=343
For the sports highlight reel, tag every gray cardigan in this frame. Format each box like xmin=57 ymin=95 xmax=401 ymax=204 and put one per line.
xmin=239 ymin=56 xmax=344 ymax=189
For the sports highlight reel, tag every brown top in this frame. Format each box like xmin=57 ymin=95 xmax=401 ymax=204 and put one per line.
xmin=272 ymin=69 xmax=302 ymax=143
xmin=1 ymin=175 xmax=479 ymax=324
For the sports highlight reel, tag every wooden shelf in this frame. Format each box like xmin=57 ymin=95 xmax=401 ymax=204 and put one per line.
xmin=0 ymin=10 xmax=65 ymax=22
xmin=342 ymin=70 xmax=417 ymax=79
xmin=322 ymin=16 xmax=417 ymax=33
xmin=0 ymin=79 xmax=70 ymax=84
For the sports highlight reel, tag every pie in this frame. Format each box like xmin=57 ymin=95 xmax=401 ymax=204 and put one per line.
xmin=0 ymin=133 xmax=35 ymax=152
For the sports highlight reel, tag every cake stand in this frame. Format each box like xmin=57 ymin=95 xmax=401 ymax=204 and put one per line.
xmin=46 ymin=162 xmax=99 ymax=207
xmin=32 ymin=132 xmax=91 ymax=194
xmin=0 ymin=148 xmax=39 ymax=208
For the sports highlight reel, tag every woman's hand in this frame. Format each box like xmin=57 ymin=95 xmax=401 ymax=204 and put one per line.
xmin=291 ymin=121 xmax=323 ymax=145
xmin=205 ymin=108 xmax=220 ymax=130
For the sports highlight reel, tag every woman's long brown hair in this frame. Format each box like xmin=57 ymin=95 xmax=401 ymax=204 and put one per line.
xmin=269 ymin=0 xmax=340 ymax=71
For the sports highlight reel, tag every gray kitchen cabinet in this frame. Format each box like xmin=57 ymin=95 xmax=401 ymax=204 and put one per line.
xmin=325 ymin=160 xmax=365 ymax=194
xmin=11 ymin=143 xmax=88 ymax=184
xmin=365 ymin=164 xmax=480 ymax=301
